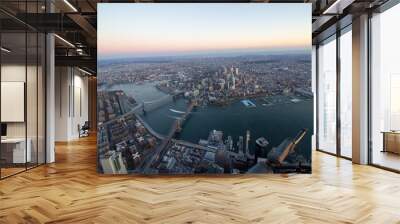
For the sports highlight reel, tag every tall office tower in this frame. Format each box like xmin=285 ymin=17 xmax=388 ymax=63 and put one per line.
xmin=245 ymin=130 xmax=250 ymax=155
xmin=238 ymin=136 xmax=244 ymax=154
xmin=235 ymin=67 xmax=239 ymax=75
xmin=232 ymin=74 xmax=236 ymax=90
xmin=208 ymin=130 xmax=224 ymax=146
xmin=215 ymin=150 xmax=232 ymax=174
xmin=230 ymin=66 xmax=234 ymax=73
xmin=100 ymin=151 xmax=128 ymax=174
xmin=255 ymin=137 xmax=269 ymax=161
xmin=226 ymin=136 xmax=233 ymax=151
xmin=223 ymin=66 xmax=228 ymax=74
xmin=267 ymin=129 xmax=307 ymax=165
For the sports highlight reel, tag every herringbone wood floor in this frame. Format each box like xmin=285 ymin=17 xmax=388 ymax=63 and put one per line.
xmin=1 ymin=135 xmax=400 ymax=224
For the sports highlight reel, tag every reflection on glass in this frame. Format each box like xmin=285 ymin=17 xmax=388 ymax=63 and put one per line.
xmin=340 ymin=29 xmax=352 ymax=158
xmin=390 ymin=75 xmax=400 ymax=130
xmin=27 ymin=31 xmax=38 ymax=169
xmin=318 ymin=37 xmax=337 ymax=154
xmin=38 ymin=33 xmax=46 ymax=165
xmin=0 ymin=1 xmax=47 ymax=179
xmin=371 ymin=4 xmax=400 ymax=171
xmin=1 ymin=32 xmax=27 ymax=177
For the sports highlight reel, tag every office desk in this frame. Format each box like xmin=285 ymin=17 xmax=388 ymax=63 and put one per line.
xmin=382 ymin=131 xmax=400 ymax=154
xmin=1 ymin=138 xmax=31 ymax=163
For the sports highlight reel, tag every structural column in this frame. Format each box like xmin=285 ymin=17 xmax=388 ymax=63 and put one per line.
xmin=352 ymin=14 xmax=369 ymax=164
xmin=88 ymin=76 xmax=97 ymax=132
xmin=46 ymin=32 xmax=55 ymax=163
xmin=45 ymin=0 xmax=56 ymax=163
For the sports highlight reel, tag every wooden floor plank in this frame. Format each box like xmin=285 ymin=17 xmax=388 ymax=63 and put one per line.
xmin=0 ymin=135 xmax=399 ymax=224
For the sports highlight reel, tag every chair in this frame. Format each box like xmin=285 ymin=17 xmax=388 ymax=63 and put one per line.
xmin=79 ymin=121 xmax=90 ymax=138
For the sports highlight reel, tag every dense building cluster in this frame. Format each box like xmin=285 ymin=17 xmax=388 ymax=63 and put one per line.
xmin=152 ymin=128 xmax=310 ymax=174
xmin=97 ymin=91 xmax=160 ymax=173
xmin=97 ymin=54 xmax=312 ymax=174
xmin=154 ymin=130 xmax=255 ymax=174
xmin=98 ymin=55 xmax=312 ymax=106
xmin=97 ymin=90 xmax=137 ymax=123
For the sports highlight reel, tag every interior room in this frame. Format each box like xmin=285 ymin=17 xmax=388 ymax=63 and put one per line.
xmin=1 ymin=10 xmax=46 ymax=178
xmin=370 ymin=2 xmax=400 ymax=171
xmin=0 ymin=0 xmax=399 ymax=223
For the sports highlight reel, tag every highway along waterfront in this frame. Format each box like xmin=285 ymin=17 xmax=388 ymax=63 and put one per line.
xmin=111 ymin=82 xmax=313 ymax=162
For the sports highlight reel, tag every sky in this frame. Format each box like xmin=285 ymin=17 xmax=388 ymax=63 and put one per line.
xmin=98 ymin=4 xmax=311 ymax=60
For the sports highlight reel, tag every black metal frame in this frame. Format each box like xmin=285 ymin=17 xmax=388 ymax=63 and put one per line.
xmin=336 ymin=24 xmax=341 ymax=158
xmin=316 ymin=0 xmax=400 ymax=172
xmin=0 ymin=0 xmax=48 ymax=180
xmin=315 ymin=22 xmax=353 ymax=161
xmin=367 ymin=11 xmax=373 ymax=166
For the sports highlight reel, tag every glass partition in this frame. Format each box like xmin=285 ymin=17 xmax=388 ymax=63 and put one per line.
xmin=317 ymin=36 xmax=337 ymax=154
xmin=1 ymin=30 xmax=28 ymax=177
xmin=0 ymin=1 xmax=46 ymax=179
xmin=27 ymin=30 xmax=38 ymax=169
xmin=38 ymin=32 xmax=45 ymax=165
xmin=339 ymin=27 xmax=352 ymax=158
xmin=371 ymin=4 xmax=400 ymax=171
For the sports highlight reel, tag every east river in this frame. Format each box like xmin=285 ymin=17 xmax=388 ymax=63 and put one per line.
xmin=110 ymin=82 xmax=313 ymax=161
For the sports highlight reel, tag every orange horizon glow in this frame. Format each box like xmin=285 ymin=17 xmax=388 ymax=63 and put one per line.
xmin=98 ymin=4 xmax=311 ymax=58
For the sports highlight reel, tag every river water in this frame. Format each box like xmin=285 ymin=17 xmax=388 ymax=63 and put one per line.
xmin=110 ymin=82 xmax=313 ymax=161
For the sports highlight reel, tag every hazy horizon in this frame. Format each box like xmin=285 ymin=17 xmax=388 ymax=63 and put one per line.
xmin=98 ymin=47 xmax=311 ymax=61
xmin=98 ymin=3 xmax=311 ymax=60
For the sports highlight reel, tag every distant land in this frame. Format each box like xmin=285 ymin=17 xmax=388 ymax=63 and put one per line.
xmin=98 ymin=49 xmax=311 ymax=66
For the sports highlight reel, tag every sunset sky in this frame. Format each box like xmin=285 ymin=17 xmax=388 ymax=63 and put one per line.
xmin=98 ymin=4 xmax=311 ymax=59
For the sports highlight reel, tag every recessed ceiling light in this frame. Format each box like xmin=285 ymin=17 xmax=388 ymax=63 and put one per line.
xmin=1 ymin=47 xmax=11 ymax=53
xmin=323 ymin=0 xmax=354 ymax=15
xmin=63 ymin=0 xmax=78 ymax=12
xmin=54 ymin=34 xmax=75 ymax=48
xmin=78 ymin=67 xmax=92 ymax=76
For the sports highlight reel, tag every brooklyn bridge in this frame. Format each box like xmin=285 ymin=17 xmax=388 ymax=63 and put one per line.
xmin=139 ymin=100 xmax=196 ymax=172
xmin=130 ymin=91 xmax=196 ymax=141
xmin=133 ymin=91 xmax=184 ymax=115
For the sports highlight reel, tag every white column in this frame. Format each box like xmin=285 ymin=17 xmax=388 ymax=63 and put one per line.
xmin=46 ymin=32 xmax=55 ymax=163
xmin=352 ymin=14 xmax=369 ymax=164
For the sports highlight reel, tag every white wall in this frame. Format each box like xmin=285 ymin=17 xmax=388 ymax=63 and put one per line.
xmin=55 ymin=66 xmax=70 ymax=141
xmin=55 ymin=67 xmax=89 ymax=141
xmin=1 ymin=63 xmax=46 ymax=164
xmin=1 ymin=65 xmax=26 ymax=138
xmin=0 ymin=65 xmax=41 ymax=138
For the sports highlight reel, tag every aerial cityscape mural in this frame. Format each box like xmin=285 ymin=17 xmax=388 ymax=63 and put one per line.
xmin=97 ymin=3 xmax=313 ymax=174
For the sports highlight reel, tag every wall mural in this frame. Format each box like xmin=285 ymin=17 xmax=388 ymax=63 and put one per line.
xmin=97 ymin=3 xmax=313 ymax=174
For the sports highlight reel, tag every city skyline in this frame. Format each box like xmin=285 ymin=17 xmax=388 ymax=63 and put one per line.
xmin=97 ymin=54 xmax=313 ymax=174
xmin=98 ymin=3 xmax=311 ymax=59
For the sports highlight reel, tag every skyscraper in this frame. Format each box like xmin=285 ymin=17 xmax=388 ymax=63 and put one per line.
xmin=238 ymin=136 xmax=244 ymax=154
xmin=245 ymin=130 xmax=250 ymax=155
xmin=232 ymin=74 xmax=236 ymax=90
